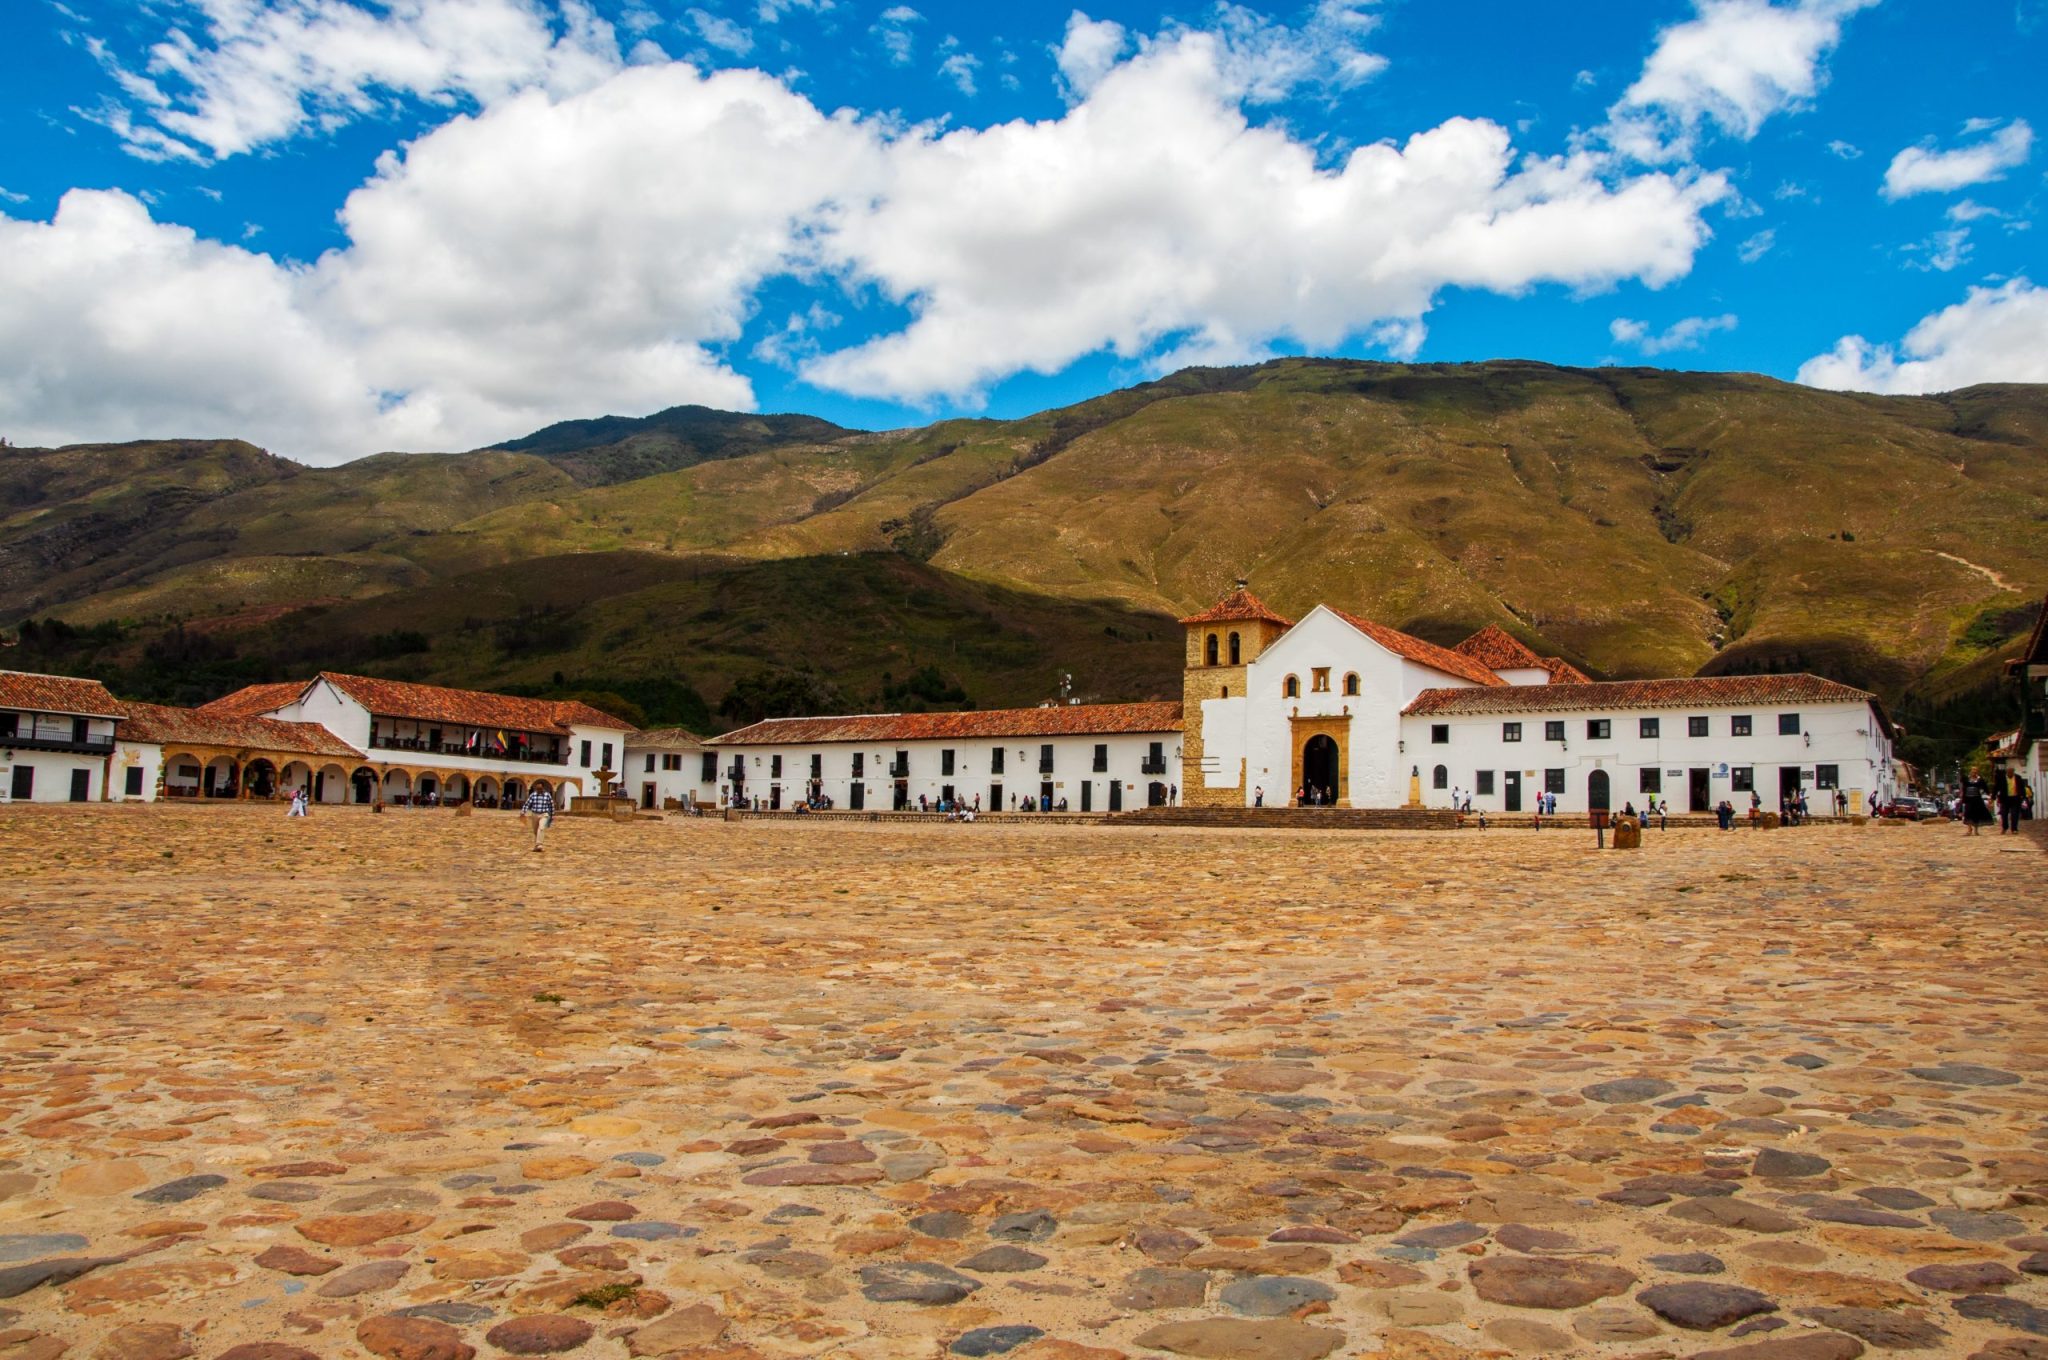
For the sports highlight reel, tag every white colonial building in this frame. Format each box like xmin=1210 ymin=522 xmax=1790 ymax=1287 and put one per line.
xmin=708 ymin=704 xmax=1182 ymax=812
xmin=1179 ymin=585 xmax=1899 ymax=815
xmin=0 ymin=670 xmax=125 ymax=803
xmin=197 ymin=672 xmax=635 ymax=808
xmin=681 ymin=585 xmax=1899 ymax=818
xmin=117 ymin=701 xmax=366 ymax=802
xmin=625 ymin=726 xmax=719 ymax=810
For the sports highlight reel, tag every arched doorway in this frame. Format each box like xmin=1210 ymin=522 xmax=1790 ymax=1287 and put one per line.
xmin=474 ymin=776 xmax=500 ymax=808
xmin=163 ymin=753 xmax=203 ymax=798
xmin=244 ymin=758 xmax=278 ymax=798
xmin=351 ymin=767 xmax=377 ymax=803
xmin=504 ymin=778 xmax=524 ymax=808
xmin=444 ymin=772 xmax=470 ymax=805
xmin=1588 ymin=768 xmax=1611 ymax=813
xmin=381 ymin=769 xmax=413 ymax=804
xmin=416 ymin=773 xmax=439 ymax=805
xmin=316 ymin=764 xmax=347 ymax=803
xmin=1302 ymin=734 xmax=1339 ymax=804
xmin=203 ymin=756 xmax=239 ymax=798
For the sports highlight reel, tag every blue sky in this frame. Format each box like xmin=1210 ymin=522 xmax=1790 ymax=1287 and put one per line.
xmin=1 ymin=0 xmax=2043 ymax=462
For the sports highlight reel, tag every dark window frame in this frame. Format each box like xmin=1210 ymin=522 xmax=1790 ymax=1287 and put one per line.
xmin=1503 ymin=722 xmax=1522 ymax=742
xmin=1639 ymin=717 xmax=1660 ymax=739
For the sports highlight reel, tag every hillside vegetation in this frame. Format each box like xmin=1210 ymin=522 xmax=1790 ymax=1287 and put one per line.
xmin=4 ymin=359 xmax=2042 ymax=762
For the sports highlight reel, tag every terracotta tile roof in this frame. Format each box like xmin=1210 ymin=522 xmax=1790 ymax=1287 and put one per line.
xmin=1403 ymin=673 xmax=1880 ymax=717
xmin=714 ymin=701 xmax=1185 ymax=746
xmin=1543 ymin=656 xmax=1594 ymax=684
xmin=118 ymin=702 xmax=364 ymax=759
xmin=1325 ymin=609 xmax=1505 ymax=687
xmin=629 ymin=726 xmax=708 ymax=749
xmin=0 ymin=669 xmax=126 ymax=719
xmin=316 ymin=673 xmax=634 ymax=735
xmin=1179 ymin=586 xmax=1294 ymax=628
xmin=1453 ymin=625 xmax=1548 ymax=671
xmin=198 ymin=681 xmax=309 ymax=719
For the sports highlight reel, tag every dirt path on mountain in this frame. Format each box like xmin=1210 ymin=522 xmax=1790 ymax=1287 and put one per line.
xmin=1927 ymin=548 xmax=2019 ymax=593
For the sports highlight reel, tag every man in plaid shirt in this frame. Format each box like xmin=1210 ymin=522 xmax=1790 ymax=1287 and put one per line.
xmin=523 ymin=785 xmax=556 ymax=851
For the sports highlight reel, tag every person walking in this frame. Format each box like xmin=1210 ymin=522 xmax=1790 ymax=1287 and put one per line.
xmin=1716 ymin=798 xmax=1734 ymax=831
xmin=1960 ymin=775 xmax=1991 ymax=836
xmin=1253 ymin=785 xmax=1264 ymax=807
xmin=523 ymin=784 xmax=556 ymax=852
xmin=287 ymin=786 xmax=308 ymax=818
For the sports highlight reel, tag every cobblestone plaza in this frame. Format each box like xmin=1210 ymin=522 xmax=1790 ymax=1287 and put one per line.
xmin=0 ymin=807 xmax=2042 ymax=1359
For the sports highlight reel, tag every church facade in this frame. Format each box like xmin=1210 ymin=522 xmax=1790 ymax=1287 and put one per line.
xmin=1180 ymin=585 xmax=1899 ymax=814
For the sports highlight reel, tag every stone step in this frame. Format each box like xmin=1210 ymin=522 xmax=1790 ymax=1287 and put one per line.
xmin=1106 ymin=807 xmax=1460 ymax=830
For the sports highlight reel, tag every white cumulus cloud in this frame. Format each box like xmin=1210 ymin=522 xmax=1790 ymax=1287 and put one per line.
xmin=1882 ymin=119 xmax=2034 ymax=199
xmin=1797 ymin=278 xmax=2048 ymax=392
xmin=97 ymin=0 xmax=623 ymax=161
xmin=1610 ymin=313 xmax=1738 ymax=354
xmin=1056 ymin=12 xmax=1129 ymax=102
xmin=0 ymin=190 xmax=393 ymax=453
xmin=1606 ymin=0 xmax=1876 ymax=161
xmin=803 ymin=30 xmax=1725 ymax=403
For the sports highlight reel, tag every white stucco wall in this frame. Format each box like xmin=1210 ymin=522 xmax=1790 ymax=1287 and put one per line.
xmin=1495 ymin=666 xmax=1553 ymax=687
xmin=624 ymin=745 xmax=720 ymax=809
xmin=713 ymin=731 xmax=1179 ymax=812
xmin=1400 ymin=699 xmax=1894 ymax=814
xmin=112 ymin=742 xmax=161 ymax=801
xmin=1197 ymin=695 xmax=1247 ymax=790
xmin=1 ymin=711 xmax=119 ymax=802
xmin=0 ymin=750 xmax=111 ymax=802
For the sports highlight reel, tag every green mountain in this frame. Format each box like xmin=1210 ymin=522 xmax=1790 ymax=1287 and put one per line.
xmin=490 ymin=404 xmax=854 ymax=485
xmin=4 ymin=359 xmax=2042 ymax=767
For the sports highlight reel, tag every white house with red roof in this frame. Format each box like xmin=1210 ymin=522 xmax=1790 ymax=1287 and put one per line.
xmin=0 ymin=670 xmax=126 ymax=803
xmin=1401 ymin=675 xmax=1897 ymax=816
xmin=203 ymin=672 xmax=634 ymax=808
xmin=1176 ymin=583 xmax=1897 ymax=815
xmin=707 ymin=702 xmax=1182 ymax=812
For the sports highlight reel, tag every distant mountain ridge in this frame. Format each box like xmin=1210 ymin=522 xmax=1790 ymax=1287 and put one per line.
xmin=488 ymin=404 xmax=854 ymax=485
xmin=3 ymin=358 xmax=2043 ymax=768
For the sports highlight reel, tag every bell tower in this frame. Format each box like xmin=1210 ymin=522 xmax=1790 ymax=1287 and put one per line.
xmin=1177 ymin=579 xmax=1293 ymax=807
